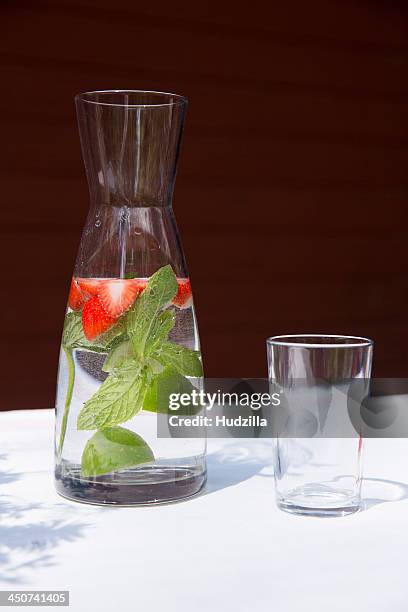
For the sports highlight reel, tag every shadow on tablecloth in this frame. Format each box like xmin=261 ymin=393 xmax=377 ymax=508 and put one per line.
xmin=203 ymin=444 xmax=408 ymax=512
xmin=362 ymin=477 xmax=408 ymax=511
xmin=205 ymin=441 xmax=274 ymax=495
xmin=0 ymin=453 xmax=91 ymax=584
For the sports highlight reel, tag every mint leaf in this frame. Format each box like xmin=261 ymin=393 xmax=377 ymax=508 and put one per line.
xmin=81 ymin=426 xmax=154 ymax=477
xmin=77 ymin=362 xmax=150 ymax=430
xmin=102 ymin=340 xmax=133 ymax=373
xmin=143 ymin=366 xmax=201 ymax=415
xmin=127 ymin=265 xmax=178 ymax=360
xmin=98 ymin=318 xmax=128 ymax=350
xmin=144 ymin=309 xmax=176 ymax=359
xmin=154 ymin=341 xmax=203 ymax=377
xmin=62 ymin=312 xmax=96 ymax=350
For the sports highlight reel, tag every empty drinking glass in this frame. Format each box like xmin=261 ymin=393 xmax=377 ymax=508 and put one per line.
xmin=267 ymin=334 xmax=373 ymax=517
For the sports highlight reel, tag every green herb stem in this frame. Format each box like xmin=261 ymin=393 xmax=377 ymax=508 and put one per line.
xmin=58 ymin=346 xmax=75 ymax=457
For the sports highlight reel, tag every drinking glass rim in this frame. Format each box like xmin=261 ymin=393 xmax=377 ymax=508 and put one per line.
xmin=267 ymin=334 xmax=373 ymax=348
xmin=75 ymin=90 xmax=188 ymax=108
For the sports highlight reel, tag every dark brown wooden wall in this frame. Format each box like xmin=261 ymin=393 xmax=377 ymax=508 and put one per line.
xmin=1 ymin=0 xmax=407 ymax=409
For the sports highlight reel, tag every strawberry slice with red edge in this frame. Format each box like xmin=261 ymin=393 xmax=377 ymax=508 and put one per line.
xmin=134 ymin=278 xmax=148 ymax=293
xmin=68 ymin=278 xmax=86 ymax=311
xmin=82 ymin=296 xmax=117 ymax=340
xmin=173 ymin=278 xmax=192 ymax=309
xmin=77 ymin=278 xmax=104 ymax=297
xmin=98 ymin=279 xmax=142 ymax=318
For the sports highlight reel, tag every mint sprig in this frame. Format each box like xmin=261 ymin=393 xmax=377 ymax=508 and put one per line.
xmin=77 ymin=265 xmax=203 ymax=435
xmin=58 ymin=264 xmax=203 ymax=476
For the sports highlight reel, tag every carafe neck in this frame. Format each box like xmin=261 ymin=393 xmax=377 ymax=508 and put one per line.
xmin=75 ymin=91 xmax=187 ymax=208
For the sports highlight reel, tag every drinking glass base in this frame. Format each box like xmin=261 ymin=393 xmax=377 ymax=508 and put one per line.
xmin=55 ymin=464 xmax=207 ymax=506
xmin=277 ymin=488 xmax=361 ymax=517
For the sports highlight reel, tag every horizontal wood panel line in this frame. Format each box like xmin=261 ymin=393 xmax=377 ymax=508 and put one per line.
xmin=1 ymin=177 xmax=406 ymax=195
xmin=2 ymin=275 xmax=406 ymax=287
xmin=188 ymin=129 xmax=408 ymax=150
xmin=4 ymin=319 xmax=406 ymax=338
xmin=7 ymin=1 xmax=408 ymax=55
xmin=1 ymin=332 xmax=60 ymax=342
xmin=3 ymin=115 xmax=407 ymax=150
xmin=2 ymin=53 xmax=408 ymax=103
xmin=192 ymin=276 xmax=408 ymax=284
xmin=2 ymin=223 xmax=408 ymax=238
xmin=2 ymin=168 xmax=407 ymax=191
xmin=176 ymin=225 xmax=408 ymax=238
xmin=0 ymin=224 xmax=81 ymax=234
xmin=1 ymin=181 xmax=407 ymax=202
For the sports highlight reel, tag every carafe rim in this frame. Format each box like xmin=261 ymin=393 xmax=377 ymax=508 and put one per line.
xmin=75 ymin=89 xmax=188 ymax=109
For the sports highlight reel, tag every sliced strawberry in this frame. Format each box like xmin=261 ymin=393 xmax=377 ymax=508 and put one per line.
xmin=98 ymin=279 xmax=142 ymax=318
xmin=82 ymin=296 xmax=116 ymax=340
xmin=77 ymin=278 xmax=104 ymax=297
xmin=134 ymin=278 xmax=148 ymax=292
xmin=173 ymin=278 xmax=192 ymax=309
xmin=68 ymin=278 xmax=86 ymax=311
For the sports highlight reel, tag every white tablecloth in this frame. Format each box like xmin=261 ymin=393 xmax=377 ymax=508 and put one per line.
xmin=1 ymin=409 xmax=407 ymax=611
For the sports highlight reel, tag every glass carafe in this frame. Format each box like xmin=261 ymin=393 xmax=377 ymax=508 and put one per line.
xmin=55 ymin=90 xmax=206 ymax=505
